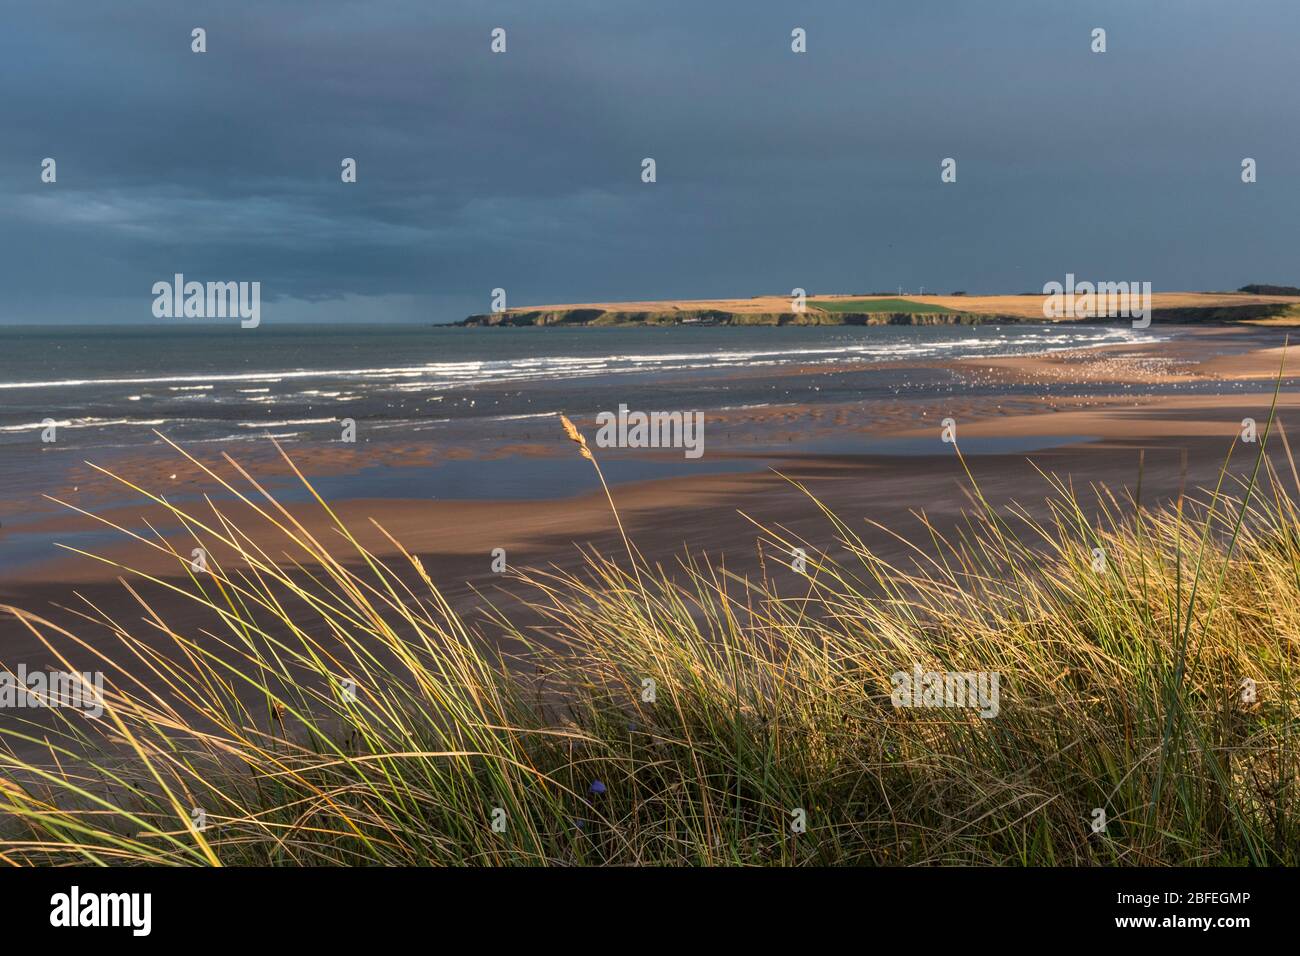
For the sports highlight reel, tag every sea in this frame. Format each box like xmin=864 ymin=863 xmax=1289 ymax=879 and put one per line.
xmin=0 ymin=322 xmax=1163 ymax=573
xmin=0 ymin=322 xmax=1158 ymax=450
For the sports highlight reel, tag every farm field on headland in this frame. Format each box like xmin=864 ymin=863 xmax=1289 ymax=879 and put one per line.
xmin=461 ymin=291 xmax=1300 ymax=326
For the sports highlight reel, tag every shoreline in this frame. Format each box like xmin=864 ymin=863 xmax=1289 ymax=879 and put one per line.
xmin=2 ymin=325 xmax=1298 ymax=767
xmin=2 ymin=325 xmax=1298 ymax=591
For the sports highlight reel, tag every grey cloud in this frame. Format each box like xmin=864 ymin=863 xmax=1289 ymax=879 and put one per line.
xmin=2 ymin=0 xmax=1299 ymax=323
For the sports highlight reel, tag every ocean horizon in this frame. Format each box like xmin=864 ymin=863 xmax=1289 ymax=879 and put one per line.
xmin=0 ymin=322 xmax=1159 ymax=450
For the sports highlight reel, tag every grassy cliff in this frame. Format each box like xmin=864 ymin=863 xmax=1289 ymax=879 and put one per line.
xmin=457 ymin=295 xmax=1300 ymax=327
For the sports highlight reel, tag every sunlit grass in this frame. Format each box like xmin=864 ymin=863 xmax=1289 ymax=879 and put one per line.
xmin=0 ymin=410 xmax=1296 ymax=866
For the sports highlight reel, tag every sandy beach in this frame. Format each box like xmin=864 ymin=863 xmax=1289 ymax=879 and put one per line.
xmin=11 ymin=0 xmax=1300 ymax=890
xmin=4 ymin=324 xmax=1298 ymax=686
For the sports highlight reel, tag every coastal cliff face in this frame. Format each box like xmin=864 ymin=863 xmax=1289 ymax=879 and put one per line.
xmin=459 ymin=309 xmax=1008 ymax=327
xmin=456 ymin=303 xmax=1300 ymax=327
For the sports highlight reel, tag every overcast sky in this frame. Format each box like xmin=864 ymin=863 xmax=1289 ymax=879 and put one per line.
xmin=3 ymin=0 xmax=1298 ymax=324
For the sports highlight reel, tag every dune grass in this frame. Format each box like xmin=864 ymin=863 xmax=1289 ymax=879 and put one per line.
xmin=0 ymin=413 xmax=1296 ymax=866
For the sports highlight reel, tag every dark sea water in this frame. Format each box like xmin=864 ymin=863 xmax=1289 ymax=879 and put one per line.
xmin=0 ymin=322 xmax=1165 ymax=574
xmin=0 ymin=323 xmax=1157 ymax=450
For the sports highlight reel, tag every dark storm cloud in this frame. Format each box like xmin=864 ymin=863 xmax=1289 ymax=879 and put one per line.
xmin=2 ymin=0 xmax=1299 ymax=323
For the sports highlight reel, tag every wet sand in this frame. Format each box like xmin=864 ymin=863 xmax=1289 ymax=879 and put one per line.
xmin=3 ymin=325 xmax=1299 ymax=730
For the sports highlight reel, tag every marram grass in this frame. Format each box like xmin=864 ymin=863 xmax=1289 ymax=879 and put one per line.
xmin=0 ymin=423 xmax=1296 ymax=867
